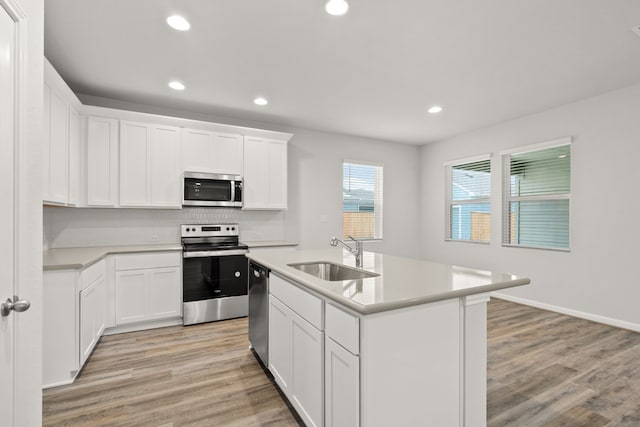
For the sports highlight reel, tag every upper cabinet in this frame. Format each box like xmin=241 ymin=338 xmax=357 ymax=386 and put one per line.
xmin=243 ymin=137 xmax=288 ymax=210
xmin=86 ymin=116 xmax=119 ymax=207
xmin=181 ymin=128 xmax=243 ymax=175
xmin=43 ymin=58 xmax=81 ymax=206
xmin=120 ymin=121 xmax=181 ymax=208
xmin=44 ymin=59 xmax=292 ymax=210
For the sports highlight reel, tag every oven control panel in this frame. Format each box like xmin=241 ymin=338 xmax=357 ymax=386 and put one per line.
xmin=181 ymin=224 xmax=239 ymax=237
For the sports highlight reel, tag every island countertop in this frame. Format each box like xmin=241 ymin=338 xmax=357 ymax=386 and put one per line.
xmin=247 ymin=248 xmax=530 ymax=315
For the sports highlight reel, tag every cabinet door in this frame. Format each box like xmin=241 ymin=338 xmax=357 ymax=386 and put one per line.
xmin=325 ymin=338 xmax=359 ymax=427
xmin=148 ymin=267 xmax=181 ymax=319
xmin=94 ymin=274 xmax=106 ymax=338
xmin=67 ymin=106 xmax=80 ymax=206
xmin=290 ymin=310 xmax=323 ymax=427
xmin=151 ymin=126 xmax=181 ymax=207
xmin=42 ymin=84 xmax=51 ymax=201
xmin=120 ymin=121 xmax=151 ymax=207
xmin=269 ymin=295 xmax=291 ymax=392
xmin=47 ymin=90 xmax=69 ymax=203
xmin=267 ymin=140 xmax=287 ymax=209
xmin=243 ymin=136 xmax=288 ymax=210
xmin=79 ymin=280 xmax=97 ymax=366
xmin=214 ymin=132 xmax=243 ymax=175
xmin=181 ymin=128 xmax=214 ymax=173
xmin=87 ymin=116 xmax=118 ymax=206
xmin=115 ymin=270 xmax=147 ymax=324
xmin=243 ymin=136 xmax=268 ymax=209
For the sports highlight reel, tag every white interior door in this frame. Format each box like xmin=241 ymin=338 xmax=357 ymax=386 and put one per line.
xmin=0 ymin=4 xmax=17 ymax=422
xmin=1 ymin=1 xmax=42 ymax=425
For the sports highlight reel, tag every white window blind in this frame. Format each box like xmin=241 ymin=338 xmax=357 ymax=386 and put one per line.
xmin=343 ymin=161 xmax=383 ymax=240
xmin=502 ymin=142 xmax=570 ymax=250
xmin=446 ymin=157 xmax=491 ymax=242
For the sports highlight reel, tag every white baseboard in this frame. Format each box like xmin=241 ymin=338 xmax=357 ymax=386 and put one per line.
xmin=491 ymin=292 xmax=640 ymax=333
xmin=103 ymin=317 xmax=183 ymax=335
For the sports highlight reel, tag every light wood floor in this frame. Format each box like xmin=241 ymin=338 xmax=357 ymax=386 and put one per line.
xmin=43 ymin=299 xmax=640 ymax=426
xmin=488 ymin=298 xmax=640 ymax=426
xmin=42 ymin=318 xmax=303 ymax=427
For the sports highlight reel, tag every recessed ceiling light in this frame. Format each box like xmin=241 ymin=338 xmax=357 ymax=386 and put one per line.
xmin=428 ymin=105 xmax=443 ymax=114
xmin=325 ymin=0 xmax=349 ymax=16
xmin=167 ymin=15 xmax=190 ymax=31
xmin=254 ymin=97 xmax=268 ymax=106
xmin=168 ymin=81 xmax=185 ymax=91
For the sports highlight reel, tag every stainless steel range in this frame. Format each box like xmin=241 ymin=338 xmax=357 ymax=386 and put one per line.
xmin=181 ymin=224 xmax=249 ymax=325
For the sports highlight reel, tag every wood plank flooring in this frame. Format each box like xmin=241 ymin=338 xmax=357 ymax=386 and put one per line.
xmin=488 ymin=298 xmax=640 ymax=426
xmin=42 ymin=318 xmax=303 ymax=427
xmin=43 ymin=299 xmax=640 ymax=426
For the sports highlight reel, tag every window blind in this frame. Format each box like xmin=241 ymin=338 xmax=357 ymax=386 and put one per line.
xmin=343 ymin=162 xmax=383 ymax=240
xmin=447 ymin=158 xmax=491 ymax=242
xmin=503 ymin=143 xmax=570 ymax=250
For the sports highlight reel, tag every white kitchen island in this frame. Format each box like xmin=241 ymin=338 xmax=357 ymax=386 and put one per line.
xmin=246 ymin=248 xmax=530 ymax=427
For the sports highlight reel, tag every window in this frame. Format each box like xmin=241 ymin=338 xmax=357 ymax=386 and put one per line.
xmin=502 ymin=138 xmax=571 ymax=250
xmin=343 ymin=161 xmax=383 ymax=240
xmin=445 ymin=157 xmax=491 ymax=242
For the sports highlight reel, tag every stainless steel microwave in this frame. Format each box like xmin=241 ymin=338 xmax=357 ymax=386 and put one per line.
xmin=182 ymin=172 xmax=243 ymax=207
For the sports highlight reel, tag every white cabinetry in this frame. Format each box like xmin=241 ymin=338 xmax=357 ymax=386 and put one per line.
xmin=243 ymin=137 xmax=287 ymax=210
xmin=181 ymin=128 xmax=243 ymax=175
xmin=120 ymin=121 xmax=181 ymax=208
xmin=114 ymin=252 xmax=181 ymax=325
xmin=269 ymin=274 xmax=323 ymax=427
xmin=79 ymin=261 xmax=106 ymax=365
xmin=325 ymin=337 xmax=359 ymax=427
xmin=86 ymin=116 xmax=119 ymax=206
xmin=43 ymin=259 xmax=106 ymax=388
xmin=43 ymin=58 xmax=81 ymax=206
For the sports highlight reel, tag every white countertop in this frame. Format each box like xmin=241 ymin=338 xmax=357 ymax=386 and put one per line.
xmin=43 ymin=244 xmax=183 ymax=270
xmin=247 ymin=248 xmax=530 ymax=315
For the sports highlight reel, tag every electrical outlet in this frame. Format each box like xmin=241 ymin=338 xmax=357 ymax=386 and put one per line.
xmin=320 ymin=215 xmax=328 ymax=223
xmin=149 ymin=234 xmax=159 ymax=242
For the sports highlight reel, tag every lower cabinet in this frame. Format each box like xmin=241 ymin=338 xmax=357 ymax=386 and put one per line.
xmin=114 ymin=252 xmax=182 ymax=325
xmin=43 ymin=258 xmax=107 ymax=388
xmin=79 ymin=268 xmax=106 ymax=365
xmin=325 ymin=338 xmax=359 ymax=427
xmin=268 ymin=275 xmax=360 ymax=427
xmin=269 ymin=283 xmax=324 ymax=427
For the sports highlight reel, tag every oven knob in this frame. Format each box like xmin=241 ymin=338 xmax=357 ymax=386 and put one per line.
xmin=231 ymin=227 xmax=236 ymax=231
xmin=226 ymin=227 xmax=230 ymax=231
xmin=191 ymin=228 xmax=196 ymax=232
xmin=235 ymin=271 xmax=241 ymax=278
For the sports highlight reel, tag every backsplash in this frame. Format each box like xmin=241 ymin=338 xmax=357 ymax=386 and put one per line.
xmin=44 ymin=206 xmax=287 ymax=248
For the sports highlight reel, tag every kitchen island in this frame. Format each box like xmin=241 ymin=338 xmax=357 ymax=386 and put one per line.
xmin=247 ymin=248 xmax=530 ymax=427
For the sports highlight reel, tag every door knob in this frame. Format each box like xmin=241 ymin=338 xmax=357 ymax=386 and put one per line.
xmin=1 ymin=296 xmax=31 ymax=317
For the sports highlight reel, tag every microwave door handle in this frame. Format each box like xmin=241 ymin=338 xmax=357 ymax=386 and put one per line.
xmin=230 ymin=180 xmax=235 ymax=203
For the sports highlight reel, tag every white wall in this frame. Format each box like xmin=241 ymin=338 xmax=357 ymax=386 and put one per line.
xmin=46 ymin=95 xmax=422 ymax=257
xmin=420 ymin=83 xmax=640 ymax=328
xmin=286 ymin=128 xmax=421 ymax=257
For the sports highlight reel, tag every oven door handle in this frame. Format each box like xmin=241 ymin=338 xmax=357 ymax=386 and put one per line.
xmin=183 ymin=249 xmax=249 ymax=258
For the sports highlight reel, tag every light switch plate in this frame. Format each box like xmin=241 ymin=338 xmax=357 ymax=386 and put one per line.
xmin=320 ymin=215 xmax=328 ymax=223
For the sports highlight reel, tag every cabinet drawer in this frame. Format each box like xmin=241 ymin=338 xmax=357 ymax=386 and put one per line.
xmin=80 ymin=259 xmax=105 ymax=291
xmin=270 ymin=274 xmax=322 ymax=329
xmin=326 ymin=303 xmax=359 ymax=355
xmin=115 ymin=252 xmax=181 ymax=270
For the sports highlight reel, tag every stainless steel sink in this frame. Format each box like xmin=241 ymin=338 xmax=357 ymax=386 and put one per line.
xmin=287 ymin=262 xmax=379 ymax=281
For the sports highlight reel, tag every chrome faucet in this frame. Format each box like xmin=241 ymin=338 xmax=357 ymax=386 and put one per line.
xmin=330 ymin=236 xmax=363 ymax=268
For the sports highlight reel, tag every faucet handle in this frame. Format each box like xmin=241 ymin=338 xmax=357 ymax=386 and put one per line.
xmin=329 ymin=237 xmax=339 ymax=246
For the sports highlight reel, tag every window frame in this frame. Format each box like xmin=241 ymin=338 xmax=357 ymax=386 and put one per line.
xmin=501 ymin=137 xmax=572 ymax=251
xmin=342 ymin=159 xmax=383 ymax=242
xmin=444 ymin=154 xmax=492 ymax=244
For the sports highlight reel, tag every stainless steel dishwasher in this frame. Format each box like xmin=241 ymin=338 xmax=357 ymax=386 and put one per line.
xmin=248 ymin=261 xmax=269 ymax=366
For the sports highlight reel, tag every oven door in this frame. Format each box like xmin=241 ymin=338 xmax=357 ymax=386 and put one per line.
xmin=183 ymin=254 xmax=248 ymax=302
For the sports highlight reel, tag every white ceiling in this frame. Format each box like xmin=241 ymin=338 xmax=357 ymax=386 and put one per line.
xmin=44 ymin=0 xmax=640 ymax=145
